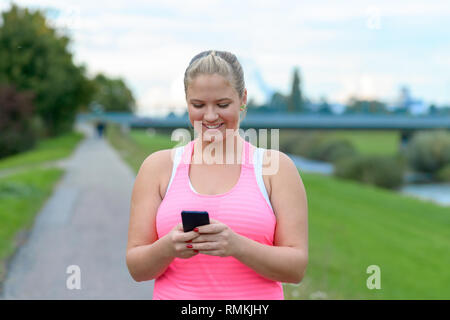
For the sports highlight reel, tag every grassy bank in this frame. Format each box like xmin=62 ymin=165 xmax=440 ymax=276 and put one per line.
xmin=0 ymin=132 xmax=84 ymax=171
xmin=0 ymin=131 xmax=84 ymax=288
xmin=0 ymin=169 xmax=64 ymax=284
xmin=109 ymin=127 xmax=450 ymax=299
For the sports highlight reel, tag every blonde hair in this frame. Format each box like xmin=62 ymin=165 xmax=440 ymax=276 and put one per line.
xmin=184 ymin=50 xmax=247 ymax=121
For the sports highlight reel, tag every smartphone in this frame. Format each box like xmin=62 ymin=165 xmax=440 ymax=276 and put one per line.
xmin=181 ymin=211 xmax=210 ymax=232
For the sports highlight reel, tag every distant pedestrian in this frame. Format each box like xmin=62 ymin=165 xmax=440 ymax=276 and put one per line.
xmin=96 ymin=121 xmax=106 ymax=138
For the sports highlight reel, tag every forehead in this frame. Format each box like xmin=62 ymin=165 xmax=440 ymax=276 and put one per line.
xmin=187 ymin=73 xmax=237 ymax=99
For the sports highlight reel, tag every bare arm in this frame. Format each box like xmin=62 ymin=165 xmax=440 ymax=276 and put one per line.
xmin=125 ymin=150 xmax=199 ymax=282
xmin=239 ymin=150 xmax=308 ymax=283
xmin=125 ymin=150 xmax=173 ymax=281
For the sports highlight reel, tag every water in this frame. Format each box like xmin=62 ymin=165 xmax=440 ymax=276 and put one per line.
xmin=286 ymin=153 xmax=334 ymax=175
xmin=286 ymin=153 xmax=450 ymax=207
xmin=400 ymin=183 xmax=450 ymax=207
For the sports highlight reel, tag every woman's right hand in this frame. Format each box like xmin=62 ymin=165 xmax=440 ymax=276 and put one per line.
xmin=165 ymin=223 xmax=200 ymax=259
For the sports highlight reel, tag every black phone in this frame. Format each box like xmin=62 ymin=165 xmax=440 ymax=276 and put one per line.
xmin=181 ymin=211 xmax=210 ymax=232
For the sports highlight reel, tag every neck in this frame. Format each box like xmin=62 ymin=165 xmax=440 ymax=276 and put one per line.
xmin=192 ymin=134 xmax=244 ymax=165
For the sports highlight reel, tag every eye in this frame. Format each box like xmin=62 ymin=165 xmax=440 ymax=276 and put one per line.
xmin=192 ymin=103 xmax=229 ymax=108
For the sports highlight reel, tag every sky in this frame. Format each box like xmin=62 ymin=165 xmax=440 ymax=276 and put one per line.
xmin=1 ymin=0 xmax=450 ymax=117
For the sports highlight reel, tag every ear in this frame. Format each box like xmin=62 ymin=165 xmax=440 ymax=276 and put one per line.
xmin=242 ymin=88 xmax=247 ymax=105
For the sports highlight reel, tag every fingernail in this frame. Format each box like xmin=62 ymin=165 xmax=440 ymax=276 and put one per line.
xmin=194 ymin=250 xmax=199 ymax=253
xmin=186 ymin=240 xmax=192 ymax=243
xmin=194 ymin=228 xmax=199 ymax=232
xmin=186 ymin=244 xmax=193 ymax=248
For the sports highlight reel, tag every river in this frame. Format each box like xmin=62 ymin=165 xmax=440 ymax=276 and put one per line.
xmin=286 ymin=153 xmax=450 ymax=207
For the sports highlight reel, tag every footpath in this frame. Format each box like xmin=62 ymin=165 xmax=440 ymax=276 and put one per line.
xmin=1 ymin=121 xmax=154 ymax=299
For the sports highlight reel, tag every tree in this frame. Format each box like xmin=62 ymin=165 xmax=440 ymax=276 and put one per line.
xmin=0 ymin=85 xmax=37 ymax=158
xmin=269 ymin=91 xmax=288 ymax=113
xmin=318 ymin=96 xmax=332 ymax=114
xmin=91 ymin=73 xmax=136 ymax=113
xmin=287 ymin=67 xmax=304 ymax=113
xmin=345 ymin=97 xmax=388 ymax=114
xmin=0 ymin=4 xmax=95 ymax=136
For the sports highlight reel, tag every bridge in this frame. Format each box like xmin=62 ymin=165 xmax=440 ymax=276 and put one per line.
xmin=77 ymin=112 xmax=450 ymax=146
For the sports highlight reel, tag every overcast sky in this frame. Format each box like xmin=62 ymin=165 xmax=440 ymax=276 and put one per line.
xmin=1 ymin=0 xmax=450 ymax=116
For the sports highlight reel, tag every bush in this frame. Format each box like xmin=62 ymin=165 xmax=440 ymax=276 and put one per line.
xmin=436 ymin=164 xmax=450 ymax=182
xmin=0 ymin=85 xmax=38 ymax=159
xmin=405 ymin=130 xmax=450 ymax=174
xmin=308 ymin=139 xmax=357 ymax=163
xmin=288 ymin=132 xmax=325 ymax=157
xmin=281 ymin=132 xmax=357 ymax=163
xmin=334 ymin=154 xmax=405 ymax=189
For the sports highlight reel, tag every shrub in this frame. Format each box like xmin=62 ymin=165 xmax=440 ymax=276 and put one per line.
xmin=405 ymin=130 xmax=450 ymax=174
xmin=0 ymin=85 xmax=37 ymax=159
xmin=308 ymin=139 xmax=357 ymax=163
xmin=281 ymin=131 xmax=357 ymax=164
xmin=334 ymin=154 xmax=405 ymax=189
xmin=289 ymin=132 xmax=325 ymax=157
xmin=436 ymin=164 xmax=450 ymax=182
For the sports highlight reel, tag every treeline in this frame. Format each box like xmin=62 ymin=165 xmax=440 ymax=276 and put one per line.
xmin=247 ymin=69 xmax=450 ymax=116
xmin=0 ymin=4 xmax=135 ymax=159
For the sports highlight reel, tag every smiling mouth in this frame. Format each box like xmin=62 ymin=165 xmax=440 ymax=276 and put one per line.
xmin=203 ymin=123 xmax=224 ymax=129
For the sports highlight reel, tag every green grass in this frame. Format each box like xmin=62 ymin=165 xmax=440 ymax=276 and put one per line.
xmin=324 ymin=130 xmax=400 ymax=156
xmin=0 ymin=168 xmax=64 ymax=283
xmin=0 ymin=130 xmax=84 ymax=287
xmin=279 ymin=129 xmax=400 ymax=157
xmin=110 ymin=127 xmax=450 ymax=299
xmin=106 ymin=125 xmax=178 ymax=173
xmin=283 ymin=173 xmax=450 ymax=299
xmin=0 ymin=132 xmax=84 ymax=171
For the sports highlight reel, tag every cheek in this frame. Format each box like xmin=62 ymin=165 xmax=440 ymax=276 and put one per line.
xmin=222 ymin=110 xmax=240 ymax=121
xmin=189 ymin=108 xmax=202 ymax=118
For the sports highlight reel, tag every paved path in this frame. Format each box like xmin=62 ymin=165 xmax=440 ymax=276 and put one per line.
xmin=1 ymin=121 xmax=154 ymax=299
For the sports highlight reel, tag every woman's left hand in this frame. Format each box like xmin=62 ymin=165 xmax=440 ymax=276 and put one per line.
xmin=189 ymin=219 xmax=242 ymax=257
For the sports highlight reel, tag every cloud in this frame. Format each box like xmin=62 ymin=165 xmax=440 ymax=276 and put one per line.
xmin=3 ymin=0 xmax=450 ymax=114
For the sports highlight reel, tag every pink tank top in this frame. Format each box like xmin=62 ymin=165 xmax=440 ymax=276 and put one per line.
xmin=153 ymin=138 xmax=284 ymax=300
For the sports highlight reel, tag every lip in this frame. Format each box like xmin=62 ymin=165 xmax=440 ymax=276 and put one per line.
xmin=203 ymin=123 xmax=224 ymax=129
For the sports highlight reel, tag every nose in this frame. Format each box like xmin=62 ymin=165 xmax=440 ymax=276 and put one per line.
xmin=203 ymin=105 xmax=220 ymax=122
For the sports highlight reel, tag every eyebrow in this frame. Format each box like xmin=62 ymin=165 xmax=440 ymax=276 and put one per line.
xmin=189 ymin=98 xmax=232 ymax=102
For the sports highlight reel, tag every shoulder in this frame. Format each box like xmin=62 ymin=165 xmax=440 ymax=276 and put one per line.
xmin=139 ymin=146 xmax=186 ymax=198
xmin=137 ymin=148 xmax=176 ymax=189
xmin=261 ymin=149 xmax=304 ymax=195
xmin=141 ymin=148 xmax=174 ymax=172
xmin=260 ymin=149 xmax=298 ymax=178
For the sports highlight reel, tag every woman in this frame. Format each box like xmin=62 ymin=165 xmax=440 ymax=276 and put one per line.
xmin=126 ymin=50 xmax=308 ymax=300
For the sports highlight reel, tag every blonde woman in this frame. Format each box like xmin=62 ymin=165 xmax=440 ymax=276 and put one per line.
xmin=126 ymin=50 xmax=308 ymax=300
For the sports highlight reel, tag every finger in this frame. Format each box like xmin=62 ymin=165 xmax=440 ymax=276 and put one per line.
xmin=196 ymin=223 xmax=224 ymax=234
xmin=190 ymin=242 xmax=219 ymax=251
xmin=190 ymin=234 xmax=218 ymax=243
xmin=175 ymin=230 xmax=199 ymax=243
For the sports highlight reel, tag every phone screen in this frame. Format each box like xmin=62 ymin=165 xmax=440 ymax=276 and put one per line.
xmin=181 ymin=211 xmax=210 ymax=232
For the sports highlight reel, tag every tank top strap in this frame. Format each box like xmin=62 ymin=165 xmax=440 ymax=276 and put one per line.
xmin=180 ymin=140 xmax=194 ymax=166
xmin=243 ymin=139 xmax=255 ymax=168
